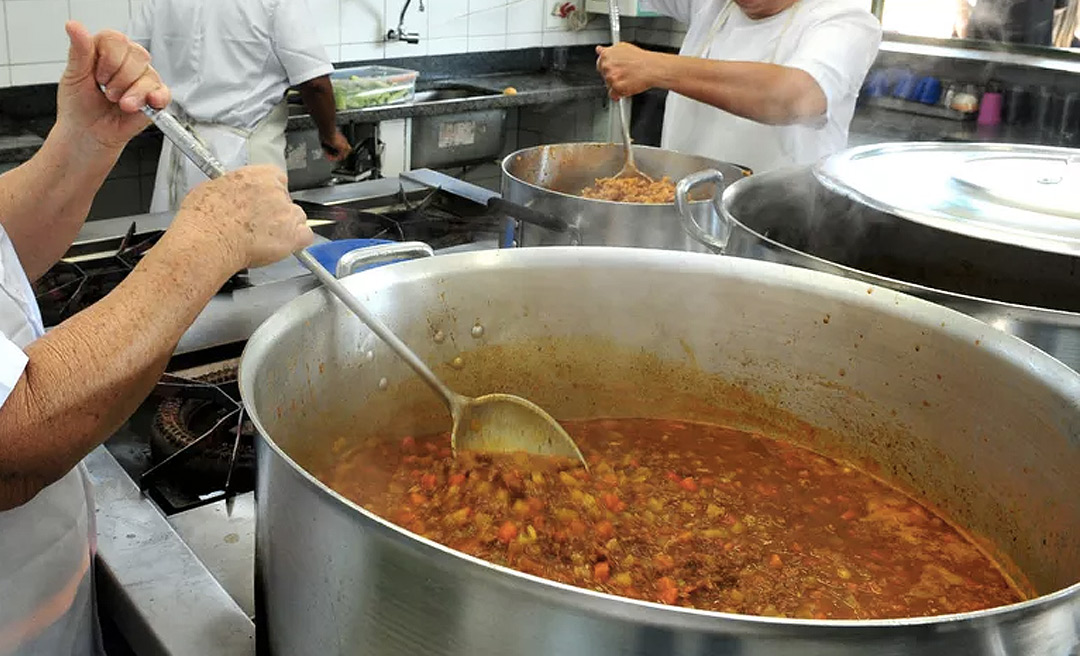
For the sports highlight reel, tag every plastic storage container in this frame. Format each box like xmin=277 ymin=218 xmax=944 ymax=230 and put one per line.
xmin=331 ymin=65 xmax=419 ymax=110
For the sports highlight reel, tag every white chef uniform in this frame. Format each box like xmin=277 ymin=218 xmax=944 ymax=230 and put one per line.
xmin=648 ymin=0 xmax=881 ymax=172
xmin=0 ymin=224 xmax=102 ymax=656
xmin=130 ymin=0 xmax=334 ymax=211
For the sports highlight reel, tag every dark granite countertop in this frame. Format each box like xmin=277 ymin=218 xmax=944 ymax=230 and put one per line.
xmin=0 ymin=68 xmax=607 ymax=163
xmin=285 ymin=69 xmax=607 ymax=131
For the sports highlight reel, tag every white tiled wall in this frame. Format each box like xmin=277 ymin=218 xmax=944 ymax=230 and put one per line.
xmin=0 ymin=0 xmax=631 ymax=88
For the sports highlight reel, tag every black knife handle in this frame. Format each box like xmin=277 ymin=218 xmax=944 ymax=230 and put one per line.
xmin=486 ymin=197 xmax=569 ymax=233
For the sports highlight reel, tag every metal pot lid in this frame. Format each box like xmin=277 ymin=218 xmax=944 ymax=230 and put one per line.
xmin=814 ymin=142 xmax=1080 ymax=258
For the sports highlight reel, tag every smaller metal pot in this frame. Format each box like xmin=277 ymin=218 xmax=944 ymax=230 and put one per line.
xmin=501 ymin=143 xmax=750 ymax=251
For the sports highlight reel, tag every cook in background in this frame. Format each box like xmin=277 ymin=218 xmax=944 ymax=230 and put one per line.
xmin=595 ymin=0 xmax=882 ymax=173
xmin=0 ymin=23 xmax=313 ymax=656
xmin=130 ymin=0 xmax=351 ymax=212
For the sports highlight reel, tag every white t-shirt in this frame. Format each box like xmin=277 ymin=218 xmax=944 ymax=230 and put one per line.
xmin=130 ymin=0 xmax=334 ymax=131
xmin=649 ymin=0 xmax=881 ymax=172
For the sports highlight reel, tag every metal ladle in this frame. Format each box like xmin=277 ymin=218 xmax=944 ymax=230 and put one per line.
xmin=607 ymin=0 xmax=652 ymax=184
xmin=138 ymin=100 xmax=588 ymax=467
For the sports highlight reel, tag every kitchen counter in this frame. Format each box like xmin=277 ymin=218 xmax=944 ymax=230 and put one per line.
xmin=849 ymin=105 xmax=1067 ymax=147
xmin=0 ymin=69 xmax=607 ymax=165
xmin=286 ymin=69 xmax=608 ymax=131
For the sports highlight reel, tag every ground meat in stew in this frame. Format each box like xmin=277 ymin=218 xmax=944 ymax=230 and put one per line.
xmin=580 ymin=176 xmax=677 ymax=203
xmin=322 ymin=419 xmax=1025 ymax=620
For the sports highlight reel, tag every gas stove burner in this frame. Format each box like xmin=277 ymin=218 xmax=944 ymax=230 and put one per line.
xmin=320 ymin=185 xmax=504 ymax=250
xmin=143 ymin=366 xmax=255 ymax=512
xmin=34 ymin=222 xmax=250 ymax=328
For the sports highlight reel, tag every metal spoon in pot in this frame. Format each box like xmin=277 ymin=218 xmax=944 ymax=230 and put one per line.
xmin=606 ymin=0 xmax=653 ymax=184
xmin=138 ymin=100 xmax=588 ymax=468
xmin=296 ymin=260 xmax=588 ymax=467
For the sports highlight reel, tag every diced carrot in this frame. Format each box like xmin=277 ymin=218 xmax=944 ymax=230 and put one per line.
xmin=527 ymin=497 xmax=545 ymax=514
xmin=497 ymin=521 xmax=519 ymax=544
xmin=448 ymin=473 xmax=467 ymax=487
xmin=665 ymin=471 xmax=681 ymax=483
xmin=593 ymin=562 xmax=610 ymax=583
xmin=656 ymin=577 xmax=678 ymax=604
xmin=701 ymin=477 xmax=715 ymax=487
xmin=596 ymin=520 xmax=615 ymax=540
xmin=653 ymin=553 xmax=675 ymax=572
xmin=401 ymin=436 xmax=416 ymax=451
xmin=679 ymin=477 xmax=698 ymax=493
xmin=768 ymin=554 xmax=783 ymax=569
xmin=569 ymin=519 xmax=587 ymax=537
xmin=602 ymin=493 xmax=625 ymax=513
xmin=420 ymin=473 xmax=437 ymax=491
xmin=841 ymin=509 xmax=858 ymax=521
xmin=409 ymin=493 xmax=426 ymax=506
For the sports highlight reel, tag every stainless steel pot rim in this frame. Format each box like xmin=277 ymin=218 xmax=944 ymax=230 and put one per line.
xmin=239 ymin=247 xmax=1080 ymax=630
xmin=500 ymin=144 xmax=749 ymax=207
xmin=722 ymin=174 xmax=1080 ymax=324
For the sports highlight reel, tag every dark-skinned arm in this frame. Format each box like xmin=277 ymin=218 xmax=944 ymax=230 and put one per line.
xmin=297 ymin=75 xmax=351 ymax=161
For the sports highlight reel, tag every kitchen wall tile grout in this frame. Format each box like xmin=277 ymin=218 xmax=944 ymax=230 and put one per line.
xmin=0 ymin=0 xmax=626 ymax=88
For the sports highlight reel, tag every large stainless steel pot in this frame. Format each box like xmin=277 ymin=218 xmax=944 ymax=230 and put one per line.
xmin=240 ymin=247 xmax=1079 ymax=656
xmin=501 ymin=143 xmax=750 ymax=251
xmin=676 ymin=165 xmax=1080 ymax=373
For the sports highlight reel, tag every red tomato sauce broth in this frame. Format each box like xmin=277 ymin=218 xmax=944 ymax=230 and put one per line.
xmin=320 ymin=418 xmax=1026 ymax=620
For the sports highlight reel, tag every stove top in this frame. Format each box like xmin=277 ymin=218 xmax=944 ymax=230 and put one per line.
xmin=39 ymin=174 xmax=509 ymax=329
xmin=84 ymin=172 xmax=511 ymax=656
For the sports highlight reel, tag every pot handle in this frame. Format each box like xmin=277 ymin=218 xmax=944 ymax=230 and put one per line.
xmin=675 ymin=169 xmax=730 ymax=254
xmin=335 ymin=241 xmax=434 ymax=278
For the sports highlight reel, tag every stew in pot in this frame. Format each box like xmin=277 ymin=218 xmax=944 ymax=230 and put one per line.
xmin=580 ymin=176 xmax=677 ymax=204
xmin=322 ymin=418 xmax=1025 ymax=620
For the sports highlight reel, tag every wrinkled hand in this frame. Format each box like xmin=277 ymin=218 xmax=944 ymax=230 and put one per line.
xmin=595 ymin=43 xmax=657 ymax=100
xmin=322 ymin=130 xmax=352 ymax=163
xmin=173 ymin=166 xmax=314 ymax=270
xmin=57 ymin=21 xmax=170 ymax=151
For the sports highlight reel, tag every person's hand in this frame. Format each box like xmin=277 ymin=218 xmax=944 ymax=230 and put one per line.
xmin=322 ymin=130 xmax=352 ymax=163
xmin=595 ymin=43 xmax=658 ymax=100
xmin=172 ymin=166 xmax=314 ymax=271
xmin=57 ymin=21 xmax=170 ymax=152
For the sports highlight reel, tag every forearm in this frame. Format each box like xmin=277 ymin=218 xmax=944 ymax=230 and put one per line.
xmin=647 ymin=53 xmax=826 ymax=125
xmin=0 ymin=227 xmax=235 ymax=509
xmin=0 ymin=123 xmax=125 ymax=281
xmin=298 ymin=76 xmax=340 ymax=141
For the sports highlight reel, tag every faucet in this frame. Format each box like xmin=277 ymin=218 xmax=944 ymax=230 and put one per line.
xmin=387 ymin=0 xmax=424 ymax=44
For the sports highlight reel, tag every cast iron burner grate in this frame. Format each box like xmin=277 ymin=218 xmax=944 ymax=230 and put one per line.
xmin=32 ymin=222 xmax=250 ymax=327
xmin=141 ymin=365 xmax=254 ymax=514
xmin=317 ymin=186 xmax=507 ymax=250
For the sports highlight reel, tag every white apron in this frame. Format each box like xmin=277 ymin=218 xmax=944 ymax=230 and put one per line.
xmin=149 ymin=101 xmax=289 ymax=212
xmin=0 ymin=226 xmax=102 ymax=656
xmin=661 ymin=0 xmax=800 ymax=172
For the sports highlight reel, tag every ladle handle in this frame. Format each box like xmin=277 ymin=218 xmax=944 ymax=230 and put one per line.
xmin=139 ymin=89 xmax=462 ymax=410
xmin=141 ymin=104 xmax=228 ymax=180
xmin=607 ymin=0 xmax=634 ymax=167
xmin=293 ymin=250 xmax=460 ymax=407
